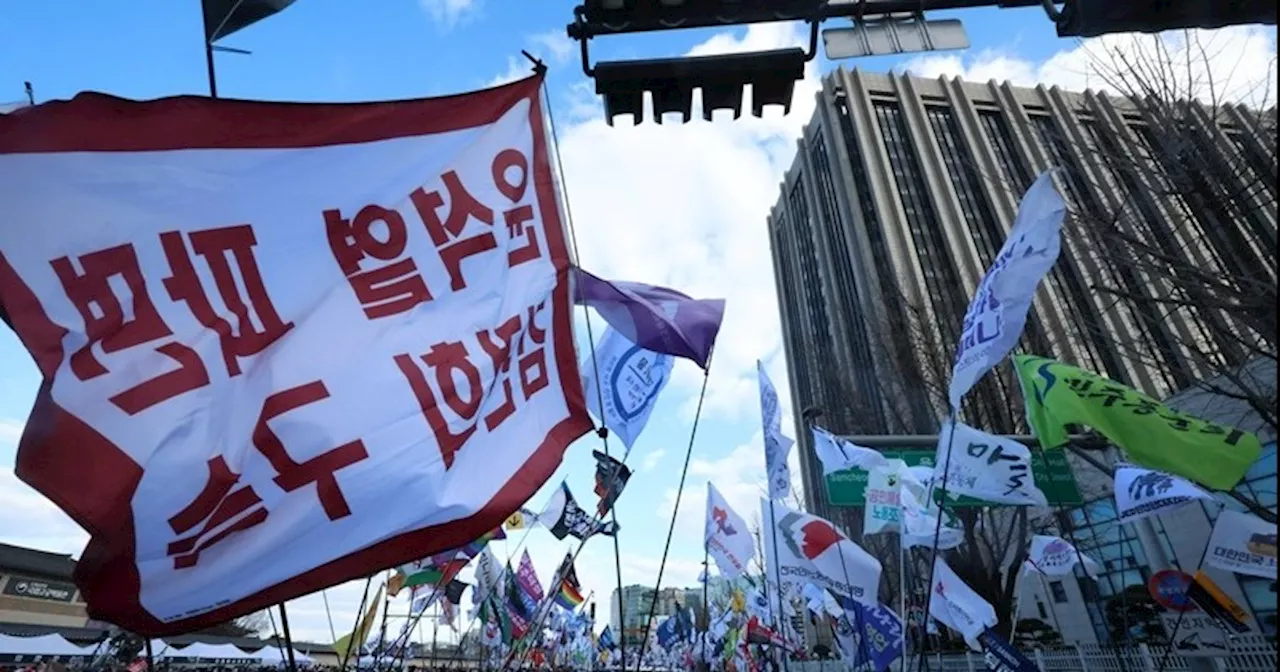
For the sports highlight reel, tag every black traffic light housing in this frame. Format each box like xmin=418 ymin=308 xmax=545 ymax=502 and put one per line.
xmin=1050 ymin=0 xmax=1276 ymax=37
xmin=569 ymin=1 xmax=822 ymax=125
xmin=566 ymin=0 xmax=1277 ymax=125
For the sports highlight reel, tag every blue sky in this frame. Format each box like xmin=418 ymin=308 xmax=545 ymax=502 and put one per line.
xmin=3 ymin=0 xmax=1274 ymax=648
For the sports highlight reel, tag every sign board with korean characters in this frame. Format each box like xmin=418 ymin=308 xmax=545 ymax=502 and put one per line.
xmin=825 ymin=449 xmax=1081 ymax=507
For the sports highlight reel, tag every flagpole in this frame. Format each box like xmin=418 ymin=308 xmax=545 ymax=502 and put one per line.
xmin=899 ymin=536 xmax=909 ymax=672
xmin=278 ymin=603 xmax=299 ymax=672
xmin=914 ymin=414 xmax=959 ymax=672
xmin=339 ymin=574 xmax=374 ymax=672
xmin=765 ymin=497 xmax=790 ymax=672
xmin=701 ymin=546 xmax=710 ymax=672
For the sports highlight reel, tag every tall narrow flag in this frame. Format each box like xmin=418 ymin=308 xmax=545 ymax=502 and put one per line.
xmin=1013 ymin=354 xmax=1262 ymax=490
xmin=573 ymin=269 xmax=725 ymax=370
xmin=581 ymin=326 xmax=674 ymax=450
xmin=758 ymin=361 xmax=794 ymax=499
xmin=949 ymin=170 xmax=1065 ymax=411
xmin=333 ymin=584 xmax=383 ymax=662
xmin=705 ymin=482 xmax=754 ymax=578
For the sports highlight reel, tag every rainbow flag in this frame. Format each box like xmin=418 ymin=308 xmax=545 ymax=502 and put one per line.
xmin=553 ymin=560 xmax=585 ymax=610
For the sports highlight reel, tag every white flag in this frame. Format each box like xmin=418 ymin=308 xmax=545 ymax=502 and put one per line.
xmin=1205 ymin=510 xmax=1277 ymax=579
xmin=949 ymin=170 xmax=1065 ymax=410
xmin=812 ymin=426 xmax=888 ymax=476
xmin=927 ymin=557 xmax=997 ymax=650
xmin=581 ymin=326 xmax=674 ymax=452
xmin=901 ymin=487 xmax=964 ymax=550
xmin=705 ymin=482 xmax=755 ymax=578
xmin=765 ymin=498 xmax=881 ymax=605
xmin=934 ymin=421 xmax=1049 ymax=507
xmin=1114 ymin=464 xmax=1215 ymax=524
xmin=1025 ymin=535 xmax=1100 ymax=577
xmin=758 ymin=361 xmax=794 ymax=499
xmin=864 ymin=460 xmax=907 ymax=535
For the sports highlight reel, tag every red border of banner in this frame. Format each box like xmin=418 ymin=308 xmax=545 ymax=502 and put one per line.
xmin=0 ymin=75 xmax=592 ymax=635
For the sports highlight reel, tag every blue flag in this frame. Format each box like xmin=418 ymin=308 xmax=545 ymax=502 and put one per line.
xmin=582 ymin=326 xmax=673 ymax=451
xmin=978 ymin=628 xmax=1038 ymax=672
xmin=656 ymin=614 xmax=679 ymax=649
xmin=838 ymin=596 xmax=904 ymax=672
xmin=598 ymin=625 xmax=617 ymax=650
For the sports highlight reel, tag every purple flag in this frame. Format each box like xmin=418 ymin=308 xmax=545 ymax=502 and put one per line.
xmin=573 ymin=268 xmax=724 ymax=370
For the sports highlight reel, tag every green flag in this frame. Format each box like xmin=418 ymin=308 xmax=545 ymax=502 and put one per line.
xmin=1013 ymin=354 xmax=1261 ymax=490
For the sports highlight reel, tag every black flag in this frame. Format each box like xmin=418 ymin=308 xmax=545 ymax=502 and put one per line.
xmin=593 ymin=450 xmax=631 ymax=515
xmin=203 ymin=0 xmax=297 ymax=42
xmin=444 ymin=579 xmax=469 ymax=606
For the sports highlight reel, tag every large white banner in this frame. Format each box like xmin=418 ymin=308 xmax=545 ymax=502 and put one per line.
xmin=1206 ymin=510 xmax=1278 ymax=579
xmin=934 ymin=421 xmax=1049 ymax=507
xmin=1114 ymin=464 xmax=1214 ymax=524
xmin=948 ymin=171 xmax=1064 ymax=411
xmin=0 ymin=77 xmax=591 ymax=634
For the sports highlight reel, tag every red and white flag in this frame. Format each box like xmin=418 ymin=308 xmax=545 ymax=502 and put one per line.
xmin=0 ymin=75 xmax=591 ymax=634
xmin=764 ymin=499 xmax=881 ymax=606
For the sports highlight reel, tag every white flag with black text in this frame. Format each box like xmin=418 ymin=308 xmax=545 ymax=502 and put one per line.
xmin=934 ymin=420 xmax=1048 ymax=507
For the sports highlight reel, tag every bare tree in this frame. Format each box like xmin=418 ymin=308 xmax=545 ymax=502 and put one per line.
xmin=1032 ymin=32 xmax=1277 ymax=438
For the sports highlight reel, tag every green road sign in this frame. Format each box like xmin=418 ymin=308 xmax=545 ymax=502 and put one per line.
xmin=825 ymin=448 xmax=1083 ymax=507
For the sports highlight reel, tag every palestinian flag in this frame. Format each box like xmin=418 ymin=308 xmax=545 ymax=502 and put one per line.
xmin=388 ymin=526 xmax=503 ymax=596
xmin=554 ymin=561 xmax=585 ymax=610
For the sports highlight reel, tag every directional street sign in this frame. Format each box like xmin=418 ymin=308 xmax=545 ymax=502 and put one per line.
xmin=824 ymin=448 xmax=1083 ymax=507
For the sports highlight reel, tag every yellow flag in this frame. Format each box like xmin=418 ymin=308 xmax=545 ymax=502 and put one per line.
xmin=505 ymin=510 xmax=527 ymax=530
xmin=333 ymin=584 xmax=383 ymax=661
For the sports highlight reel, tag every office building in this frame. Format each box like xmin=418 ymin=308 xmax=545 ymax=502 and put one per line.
xmin=766 ymin=67 xmax=1276 ymax=642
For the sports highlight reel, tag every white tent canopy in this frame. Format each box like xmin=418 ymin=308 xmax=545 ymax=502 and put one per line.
xmin=254 ymin=646 xmax=314 ymax=666
xmin=0 ymin=633 xmax=95 ymax=656
xmin=157 ymin=642 xmax=256 ymax=661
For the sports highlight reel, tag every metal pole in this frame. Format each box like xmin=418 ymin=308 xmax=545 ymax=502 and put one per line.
xmin=701 ymin=546 xmax=710 ymax=672
xmin=144 ymin=638 xmax=155 ymax=672
xmin=765 ymin=498 xmax=791 ymax=672
xmin=279 ymin=603 xmax=299 ymax=672
xmin=198 ymin=3 xmax=218 ymax=97
xmin=899 ymin=537 xmax=909 ymax=672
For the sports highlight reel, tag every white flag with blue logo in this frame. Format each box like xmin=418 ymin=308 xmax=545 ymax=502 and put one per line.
xmin=758 ymin=361 xmax=794 ymax=499
xmin=582 ymin=326 xmax=674 ymax=452
xmin=949 ymin=171 xmax=1065 ymax=411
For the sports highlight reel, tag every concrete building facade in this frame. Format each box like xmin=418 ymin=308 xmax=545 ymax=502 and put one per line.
xmin=765 ymin=67 xmax=1276 ymax=645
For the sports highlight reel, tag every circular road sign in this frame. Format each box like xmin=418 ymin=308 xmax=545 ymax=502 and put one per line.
xmin=1148 ymin=569 xmax=1196 ymax=612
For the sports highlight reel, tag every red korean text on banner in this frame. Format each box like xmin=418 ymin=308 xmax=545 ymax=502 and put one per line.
xmin=0 ymin=74 xmax=591 ymax=635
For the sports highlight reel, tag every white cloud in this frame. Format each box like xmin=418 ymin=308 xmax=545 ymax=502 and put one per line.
xmin=0 ymin=467 xmax=88 ymax=556
xmin=487 ymin=56 xmax=534 ymax=88
xmin=557 ymin=21 xmax=820 ymax=423
xmin=640 ymin=448 xmax=666 ymax=472
xmin=528 ymin=29 xmax=576 ymax=65
xmin=419 ymin=0 xmax=480 ymax=29
xmin=0 ymin=417 xmax=21 ymax=448
xmin=901 ymin=25 xmax=1277 ymax=108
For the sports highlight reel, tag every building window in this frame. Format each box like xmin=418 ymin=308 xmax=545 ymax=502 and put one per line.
xmin=834 ymin=92 xmax=933 ymax=432
xmin=788 ymin=176 xmax=839 ymax=414
xmin=1239 ymin=576 xmax=1277 ymax=636
xmin=1066 ymin=495 xmax=1153 ymax=643
xmin=1049 ymin=581 xmax=1069 ymax=604
xmin=1037 ymin=600 xmax=1049 ymax=619
xmin=809 ymin=129 xmax=882 ymax=431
